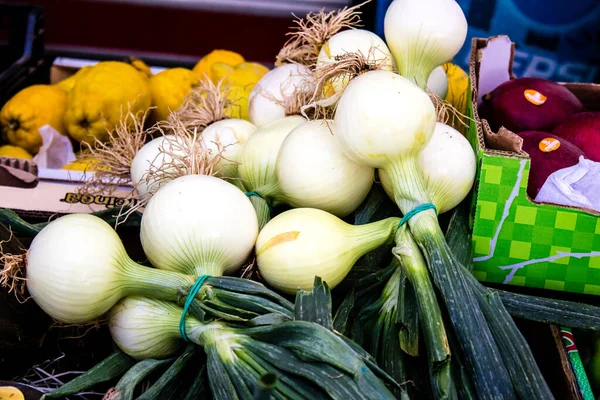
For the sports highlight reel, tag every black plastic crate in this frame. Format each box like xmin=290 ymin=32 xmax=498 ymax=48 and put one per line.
xmin=0 ymin=3 xmax=47 ymax=108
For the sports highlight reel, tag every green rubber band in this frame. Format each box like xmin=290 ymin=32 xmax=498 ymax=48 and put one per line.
xmin=399 ymin=203 xmax=437 ymax=227
xmin=179 ymin=275 xmax=211 ymax=342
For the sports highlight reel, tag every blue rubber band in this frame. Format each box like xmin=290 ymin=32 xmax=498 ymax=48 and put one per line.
xmin=245 ymin=191 xmax=262 ymax=199
xmin=245 ymin=191 xmax=273 ymax=214
xmin=179 ymin=275 xmax=211 ymax=342
xmin=398 ymin=203 xmax=437 ymax=227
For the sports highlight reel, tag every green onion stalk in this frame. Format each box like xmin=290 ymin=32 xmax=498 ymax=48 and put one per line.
xmin=333 ymin=70 xmax=519 ymax=399
xmin=108 ymin=296 xmax=399 ymax=400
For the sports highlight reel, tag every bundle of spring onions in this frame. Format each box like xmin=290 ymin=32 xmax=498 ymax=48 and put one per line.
xmin=4 ymin=1 xmax=600 ymax=399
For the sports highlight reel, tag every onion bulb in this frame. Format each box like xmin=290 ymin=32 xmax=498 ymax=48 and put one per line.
xmin=108 ymin=296 xmax=224 ymax=360
xmin=256 ymin=208 xmax=399 ymax=294
xmin=141 ymin=174 xmax=258 ymax=276
xmin=248 ymin=64 xmax=315 ymax=127
xmin=426 ymin=66 xmax=448 ymax=99
xmin=200 ymin=118 xmax=257 ymax=182
xmin=334 ymin=70 xmax=436 ymax=168
xmin=384 ymin=0 xmax=467 ymax=89
xmin=275 ymin=119 xmax=374 ymax=217
xmin=379 ymin=122 xmax=476 ymax=213
xmin=25 ymin=214 xmax=193 ymax=323
xmin=130 ymin=136 xmax=174 ymax=200
xmin=316 ymin=29 xmax=395 ymax=94
xmin=238 ymin=116 xmax=305 ymax=199
xmin=108 ymin=296 xmax=186 ymax=359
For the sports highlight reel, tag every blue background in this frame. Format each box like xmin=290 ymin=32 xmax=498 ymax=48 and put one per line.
xmin=374 ymin=0 xmax=600 ymax=83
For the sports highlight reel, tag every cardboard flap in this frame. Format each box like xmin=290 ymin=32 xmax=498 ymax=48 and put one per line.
xmin=476 ymin=36 xmax=513 ymax=107
xmin=0 ymin=157 xmax=38 ymax=188
xmin=0 ymin=164 xmax=38 ymax=188
xmin=476 ymin=36 xmax=529 ymax=154
xmin=483 ymin=126 xmax=524 ymax=154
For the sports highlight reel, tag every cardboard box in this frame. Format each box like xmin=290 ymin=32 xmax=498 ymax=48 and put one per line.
xmin=467 ymin=36 xmax=600 ymax=296
xmin=0 ymin=156 xmax=134 ymax=218
xmin=0 ymin=57 xmax=157 ymax=218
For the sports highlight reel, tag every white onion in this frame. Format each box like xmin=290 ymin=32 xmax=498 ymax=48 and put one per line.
xmin=384 ymin=0 xmax=467 ymax=88
xmin=108 ymin=296 xmax=184 ymax=359
xmin=248 ymin=64 xmax=315 ymax=127
xmin=426 ymin=66 xmax=448 ymax=99
xmin=316 ymin=29 xmax=395 ymax=94
xmin=380 ymin=122 xmax=476 ymax=213
xmin=334 ymin=70 xmax=436 ymax=168
xmin=200 ymin=118 xmax=256 ymax=181
xmin=237 ymin=115 xmax=306 ymax=198
xmin=275 ymin=119 xmax=374 ymax=216
xmin=25 ymin=214 xmax=192 ymax=323
xmin=130 ymin=136 xmax=174 ymax=199
xmin=140 ymin=174 xmax=258 ymax=276
xmin=256 ymin=208 xmax=398 ymax=294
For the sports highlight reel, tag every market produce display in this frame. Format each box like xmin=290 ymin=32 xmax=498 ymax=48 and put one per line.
xmin=1 ymin=0 xmax=600 ymax=399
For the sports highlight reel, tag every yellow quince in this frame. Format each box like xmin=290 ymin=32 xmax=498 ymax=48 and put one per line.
xmin=193 ymin=50 xmax=245 ymax=81
xmin=55 ymin=66 xmax=93 ymax=92
xmin=149 ymin=68 xmax=200 ymax=122
xmin=211 ymin=62 xmax=269 ymax=120
xmin=443 ymin=62 xmax=469 ymax=116
xmin=0 ymin=386 xmax=25 ymax=400
xmin=62 ymin=157 xmax=105 ymax=171
xmin=64 ymin=61 xmax=152 ymax=146
xmin=0 ymin=84 xmax=68 ymax=154
xmin=0 ymin=145 xmax=33 ymax=159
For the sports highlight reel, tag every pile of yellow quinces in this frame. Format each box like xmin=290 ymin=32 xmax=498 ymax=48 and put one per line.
xmin=0 ymin=50 xmax=268 ymax=166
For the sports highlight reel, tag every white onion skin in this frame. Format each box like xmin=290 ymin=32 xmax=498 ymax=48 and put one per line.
xmin=248 ymin=64 xmax=315 ymax=127
xmin=25 ymin=214 xmax=194 ymax=324
xmin=384 ymin=0 xmax=467 ymax=88
xmin=130 ymin=136 xmax=174 ymax=200
xmin=108 ymin=296 xmax=225 ymax=360
xmin=316 ymin=29 xmax=395 ymax=94
xmin=334 ymin=70 xmax=436 ymax=168
xmin=427 ymin=66 xmax=448 ymax=99
xmin=140 ymin=175 xmax=258 ymax=276
xmin=275 ymin=119 xmax=374 ymax=216
xmin=256 ymin=208 xmax=398 ymax=294
xmin=108 ymin=296 xmax=184 ymax=359
xmin=200 ymin=118 xmax=256 ymax=180
xmin=379 ymin=122 xmax=476 ymax=214
xmin=26 ymin=214 xmax=130 ymax=324
xmin=237 ymin=115 xmax=305 ymax=197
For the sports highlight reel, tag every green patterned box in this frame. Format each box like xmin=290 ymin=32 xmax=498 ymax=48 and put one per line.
xmin=467 ymin=37 xmax=600 ymax=296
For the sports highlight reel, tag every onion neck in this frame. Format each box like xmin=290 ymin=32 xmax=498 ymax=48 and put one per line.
xmin=248 ymin=195 xmax=271 ymax=230
xmin=190 ymin=262 xmax=227 ymax=278
xmin=254 ymin=179 xmax=282 ymax=203
xmin=351 ymin=217 xmax=400 ymax=256
xmin=383 ymin=157 xmax=431 ymax=214
xmin=120 ymin=259 xmax=195 ymax=300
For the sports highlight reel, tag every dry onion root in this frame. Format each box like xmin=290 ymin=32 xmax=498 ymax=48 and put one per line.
xmin=275 ymin=1 xmax=369 ymax=67
xmin=119 ymin=112 xmax=226 ymax=219
xmin=306 ymin=49 xmax=388 ymax=119
xmin=172 ymin=77 xmax=235 ymax=132
xmin=0 ymin=235 xmax=27 ymax=300
xmin=428 ymin=92 xmax=473 ymax=131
